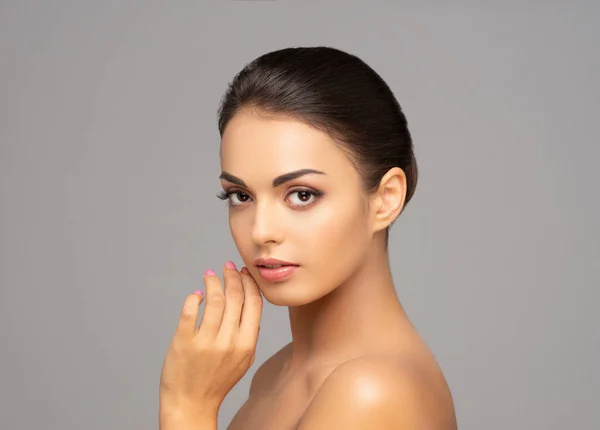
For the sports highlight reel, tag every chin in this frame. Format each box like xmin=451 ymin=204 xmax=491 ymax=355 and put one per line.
xmin=257 ymin=279 xmax=333 ymax=307
xmin=257 ymin=282 xmax=307 ymax=306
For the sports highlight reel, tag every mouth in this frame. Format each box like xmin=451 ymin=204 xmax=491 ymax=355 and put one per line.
xmin=257 ymin=264 xmax=294 ymax=269
xmin=256 ymin=265 xmax=298 ymax=282
xmin=254 ymin=257 xmax=298 ymax=267
xmin=253 ymin=257 xmax=299 ymax=282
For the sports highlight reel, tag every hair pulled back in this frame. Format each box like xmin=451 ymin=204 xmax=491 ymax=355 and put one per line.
xmin=217 ymin=46 xmax=418 ymax=246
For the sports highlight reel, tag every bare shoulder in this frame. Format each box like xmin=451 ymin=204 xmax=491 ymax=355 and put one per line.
xmin=296 ymin=354 xmax=457 ymax=430
xmin=248 ymin=342 xmax=293 ymax=396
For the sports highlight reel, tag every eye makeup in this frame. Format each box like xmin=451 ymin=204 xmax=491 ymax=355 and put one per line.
xmin=216 ymin=187 xmax=325 ymax=209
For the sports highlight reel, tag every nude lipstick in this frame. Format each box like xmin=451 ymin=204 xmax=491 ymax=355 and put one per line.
xmin=254 ymin=257 xmax=299 ymax=282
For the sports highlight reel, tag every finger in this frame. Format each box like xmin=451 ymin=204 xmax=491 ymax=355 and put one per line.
xmin=238 ymin=267 xmax=263 ymax=348
xmin=175 ymin=291 xmax=204 ymax=338
xmin=217 ymin=262 xmax=245 ymax=343
xmin=197 ymin=270 xmax=225 ymax=338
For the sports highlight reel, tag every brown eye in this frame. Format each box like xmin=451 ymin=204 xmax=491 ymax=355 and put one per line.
xmin=218 ymin=190 xmax=252 ymax=207
xmin=230 ymin=192 xmax=251 ymax=205
xmin=236 ymin=192 xmax=250 ymax=202
xmin=298 ymin=191 xmax=311 ymax=202
xmin=287 ymin=189 xmax=323 ymax=208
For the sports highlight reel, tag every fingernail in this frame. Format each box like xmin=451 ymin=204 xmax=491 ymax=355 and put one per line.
xmin=241 ymin=267 xmax=248 ymax=274
xmin=204 ymin=269 xmax=216 ymax=276
xmin=193 ymin=290 xmax=204 ymax=296
xmin=225 ymin=261 xmax=237 ymax=270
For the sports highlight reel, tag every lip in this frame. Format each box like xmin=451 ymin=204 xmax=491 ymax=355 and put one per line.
xmin=257 ymin=265 xmax=298 ymax=282
xmin=254 ymin=257 xmax=298 ymax=267
xmin=253 ymin=257 xmax=299 ymax=282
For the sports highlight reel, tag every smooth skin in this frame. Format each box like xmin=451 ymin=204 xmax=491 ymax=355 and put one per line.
xmin=160 ymin=108 xmax=457 ymax=429
xmin=159 ymin=264 xmax=263 ymax=429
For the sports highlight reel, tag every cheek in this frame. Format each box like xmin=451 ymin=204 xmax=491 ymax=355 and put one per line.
xmin=302 ymin=201 xmax=369 ymax=279
xmin=229 ymin=214 xmax=253 ymax=262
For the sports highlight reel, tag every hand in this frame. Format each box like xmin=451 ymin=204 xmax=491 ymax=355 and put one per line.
xmin=159 ymin=262 xmax=263 ymax=422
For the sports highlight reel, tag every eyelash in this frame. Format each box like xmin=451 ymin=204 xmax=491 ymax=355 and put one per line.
xmin=216 ymin=188 xmax=324 ymax=209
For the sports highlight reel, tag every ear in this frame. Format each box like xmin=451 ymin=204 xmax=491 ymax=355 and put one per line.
xmin=369 ymin=167 xmax=407 ymax=235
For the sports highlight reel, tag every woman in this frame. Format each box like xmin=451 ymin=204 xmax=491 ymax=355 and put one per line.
xmin=159 ymin=46 xmax=457 ymax=429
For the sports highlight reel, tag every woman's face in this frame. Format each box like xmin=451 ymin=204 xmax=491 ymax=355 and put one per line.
xmin=219 ymin=110 xmax=374 ymax=306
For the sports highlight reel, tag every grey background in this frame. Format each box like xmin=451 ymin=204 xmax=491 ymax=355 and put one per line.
xmin=1 ymin=2 xmax=598 ymax=429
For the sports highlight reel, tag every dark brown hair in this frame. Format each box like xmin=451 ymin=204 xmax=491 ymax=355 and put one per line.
xmin=217 ymin=46 xmax=418 ymax=247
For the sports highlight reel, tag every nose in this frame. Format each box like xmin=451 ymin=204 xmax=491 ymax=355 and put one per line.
xmin=251 ymin=199 xmax=284 ymax=245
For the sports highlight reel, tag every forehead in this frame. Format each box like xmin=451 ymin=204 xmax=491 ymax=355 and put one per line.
xmin=220 ymin=111 xmax=354 ymax=177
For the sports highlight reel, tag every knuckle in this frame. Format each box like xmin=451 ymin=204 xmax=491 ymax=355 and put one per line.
xmin=226 ymin=291 xmax=245 ymax=305
xmin=214 ymin=337 xmax=233 ymax=350
xmin=180 ymin=309 xmax=195 ymax=321
xmin=194 ymin=341 xmax=211 ymax=354
xmin=181 ymin=304 xmax=197 ymax=319
xmin=208 ymin=293 xmax=225 ymax=307
xmin=217 ymin=343 xmax=234 ymax=354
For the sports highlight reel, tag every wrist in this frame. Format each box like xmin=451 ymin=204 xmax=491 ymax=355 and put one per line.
xmin=160 ymin=409 xmax=218 ymax=430
xmin=159 ymin=403 xmax=219 ymax=430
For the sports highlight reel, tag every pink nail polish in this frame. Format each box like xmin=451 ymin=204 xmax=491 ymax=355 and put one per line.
xmin=225 ymin=261 xmax=237 ymax=270
xmin=204 ymin=269 xmax=216 ymax=276
xmin=193 ymin=290 xmax=203 ymax=295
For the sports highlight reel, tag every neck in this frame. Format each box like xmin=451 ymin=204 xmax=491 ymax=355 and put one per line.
xmin=286 ymin=242 xmax=410 ymax=369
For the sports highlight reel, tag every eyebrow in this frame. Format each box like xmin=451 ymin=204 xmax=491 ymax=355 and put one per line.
xmin=219 ymin=169 xmax=326 ymax=188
